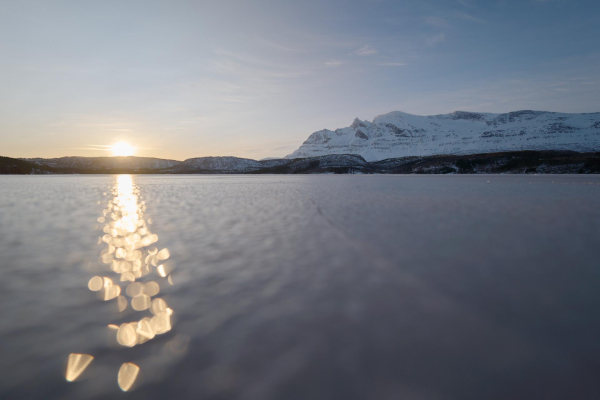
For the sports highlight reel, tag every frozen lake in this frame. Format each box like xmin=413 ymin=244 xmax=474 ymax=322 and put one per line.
xmin=1 ymin=174 xmax=600 ymax=399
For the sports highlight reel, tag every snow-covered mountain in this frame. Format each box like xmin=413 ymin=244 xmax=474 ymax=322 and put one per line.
xmin=286 ymin=110 xmax=600 ymax=161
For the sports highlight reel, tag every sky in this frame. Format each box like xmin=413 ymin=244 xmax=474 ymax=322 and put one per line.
xmin=1 ymin=0 xmax=599 ymax=160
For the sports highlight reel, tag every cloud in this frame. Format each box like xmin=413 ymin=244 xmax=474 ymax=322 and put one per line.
xmin=180 ymin=78 xmax=242 ymax=94
xmin=355 ymin=45 xmax=378 ymax=56
xmin=325 ymin=59 xmax=344 ymax=67
xmin=379 ymin=62 xmax=407 ymax=66
xmin=254 ymin=36 xmax=304 ymax=53
xmin=79 ymin=145 xmax=112 ymax=151
xmin=455 ymin=11 xmax=487 ymax=24
xmin=426 ymin=33 xmax=446 ymax=47
xmin=209 ymin=54 xmax=311 ymax=80
xmin=425 ymin=16 xmax=451 ymax=28
xmin=241 ymin=142 xmax=298 ymax=154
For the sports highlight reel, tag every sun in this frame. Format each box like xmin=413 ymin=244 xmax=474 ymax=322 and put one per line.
xmin=111 ymin=141 xmax=135 ymax=157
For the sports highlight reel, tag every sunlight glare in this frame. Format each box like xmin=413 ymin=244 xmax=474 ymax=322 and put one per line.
xmin=111 ymin=141 xmax=135 ymax=157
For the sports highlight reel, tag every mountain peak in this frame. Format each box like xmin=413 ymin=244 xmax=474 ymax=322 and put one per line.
xmin=351 ymin=117 xmax=369 ymax=129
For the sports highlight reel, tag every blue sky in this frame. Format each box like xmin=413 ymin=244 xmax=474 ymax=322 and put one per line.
xmin=1 ymin=0 xmax=599 ymax=159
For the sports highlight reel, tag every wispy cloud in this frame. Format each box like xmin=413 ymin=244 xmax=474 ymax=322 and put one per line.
xmin=455 ymin=11 xmax=487 ymax=24
xmin=237 ymin=140 xmax=302 ymax=158
xmin=80 ymin=145 xmax=112 ymax=150
xmin=425 ymin=16 xmax=451 ymax=28
xmin=355 ymin=45 xmax=378 ymax=56
xmin=218 ymin=97 xmax=246 ymax=103
xmin=46 ymin=114 xmax=139 ymax=130
xmin=73 ymin=144 xmax=155 ymax=152
xmin=240 ymin=142 xmax=298 ymax=154
xmin=209 ymin=54 xmax=311 ymax=80
xmin=253 ymin=36 xmax=304 ymax=53
xmin=71 ymin=148 xmax=110 ymax=152
xmin=178 ymin=78 xmax=242 ymax=94
xmin=213 ymin=48 xmax=273 ymax=67
xmin=325 ymin=59 xmax=344 ymax=67
xmin=426 ymin=33 xmax=446 ymax=47
xmin=379 ymin=62 xmax=407 ymax=66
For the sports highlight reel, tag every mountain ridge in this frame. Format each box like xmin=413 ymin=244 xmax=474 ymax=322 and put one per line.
xmin=286 ymin=110 xmax=600 ymax=161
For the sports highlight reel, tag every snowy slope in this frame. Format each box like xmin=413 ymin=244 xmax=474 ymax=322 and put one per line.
xmin=286 ymin=110 xmax=600 ymax=161
xmin=171 ymin=156 xmax=264 ymax=172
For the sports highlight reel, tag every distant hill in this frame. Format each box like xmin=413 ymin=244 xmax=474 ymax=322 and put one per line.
xmin=286 ymin=110 xmax=600 ymax=161
xmin=2 ymin=151 xmax=599 ymax=174
xmin=23 ymin=156 xmax=180 ymax=171
xmin=0 ymin=156 xmax=54 ymax=174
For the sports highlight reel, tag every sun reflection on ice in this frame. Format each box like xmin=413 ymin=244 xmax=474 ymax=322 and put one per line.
xmin=65 ymin=354 xmax=94 ymax=382
xmin=118 ymin=363 xmax=140 ymax=392
xmin=66 ymin=175 xmax=178 ymax=391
